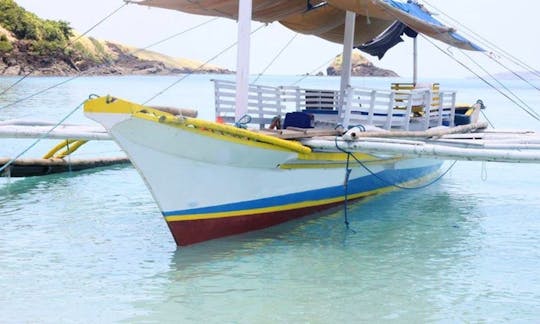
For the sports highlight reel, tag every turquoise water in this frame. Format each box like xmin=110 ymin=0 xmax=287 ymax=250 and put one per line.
xmin=1 ymin=75 xmax=540 ymax=322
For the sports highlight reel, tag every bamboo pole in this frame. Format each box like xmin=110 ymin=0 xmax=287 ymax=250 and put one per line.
xmin=0 ymin=157 xmax=130 ymax=177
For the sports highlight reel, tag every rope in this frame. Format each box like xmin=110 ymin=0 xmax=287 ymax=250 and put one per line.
xmin=461 ymin=50 xmax=540 ymax=120
xmin=422 ymin=0 xmax=540 ymax=80
xmin=421 ymin=35 xmax=540 ymax=123
xmin=0 ymin=101 xmax=84 ymax=174
xmin=253 ymin=33 xmax=299 ymax=84
xmin=334 ymin=137 xmax=458 ymax=190
xmin=0 ymin=2 xmax=129 ymax=98
xmin=142 ymin=23 xmax=267 ymax=105
xmin=343 ymin=152 xmax=354 ymax=230
xmin=480 ymin=110 xmax=495 ymax=128
xmin=0 ymin=16 xmax=218 ymax=111
xmin=234 ymin=114 xmax=252 ymax=129
xmin=291 ymin=56 xmax=336 ymax=86
xmin=482 ymin=52 xmax=540 ymax=91
xmin=372 ymin=0 xmax=540 ymax=125
xmin=131 ymin=17 xmax=219 ymax=55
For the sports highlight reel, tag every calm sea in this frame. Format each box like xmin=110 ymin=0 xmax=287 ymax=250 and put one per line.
xmin=1 ymin=75 xmax=540 ymax=323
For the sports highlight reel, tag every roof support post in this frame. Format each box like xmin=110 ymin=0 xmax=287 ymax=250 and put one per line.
xmin=413 ymin=36 xmax=418 ymax=85
xmin=235 ymin=0 xmax=252 ymax=122
xmin=339 ymin=10 xmax=356 ymax=127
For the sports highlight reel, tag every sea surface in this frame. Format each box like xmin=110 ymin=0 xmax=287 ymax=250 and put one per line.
xmin=1 ymin=75 xmax=540 ymax=323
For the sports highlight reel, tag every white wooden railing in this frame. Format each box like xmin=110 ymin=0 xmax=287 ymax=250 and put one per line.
xmin=213 ymin=79 xmax=456 ymax=131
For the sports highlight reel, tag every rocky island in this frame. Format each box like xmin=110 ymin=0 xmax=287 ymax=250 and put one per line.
xmin=327 ymin=49 xmax=399 ymax=77
xmin=1 ymin=0 xmax=397 ymax=78
xmin=0 ymin=0 xmax=230 ymax=76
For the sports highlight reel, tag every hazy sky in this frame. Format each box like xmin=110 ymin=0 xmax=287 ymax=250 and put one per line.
xmin=13 ymin=0 xmax=540 ymax=79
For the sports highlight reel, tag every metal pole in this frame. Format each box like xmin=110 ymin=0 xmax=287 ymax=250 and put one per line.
xmin=235 ymin=0 xmax=252 ymax=122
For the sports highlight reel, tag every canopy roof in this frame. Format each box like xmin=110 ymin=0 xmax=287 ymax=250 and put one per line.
xmin=131 ymin=0 xmax=481 ymax=51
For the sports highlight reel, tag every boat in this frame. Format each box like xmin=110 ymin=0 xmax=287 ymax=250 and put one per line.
xmin=83 ymin=0 xmax=540 ymax=246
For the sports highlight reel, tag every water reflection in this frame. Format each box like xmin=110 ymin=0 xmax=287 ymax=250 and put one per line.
xmin=127 ymin=182 xmax=485 ymax=322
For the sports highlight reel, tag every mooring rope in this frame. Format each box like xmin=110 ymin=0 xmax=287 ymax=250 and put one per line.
xmin=0 ymin=101 xmax=84 ymax=174
xmin=343 ymin=151 xmax=355 ymax=231
xmin=332 ymin=136 xmax=457 ymax=227
xmin=0 ymin=2 xmax=129 ymax=98
xmin=334 ymin=137 xmax=458 ymax=191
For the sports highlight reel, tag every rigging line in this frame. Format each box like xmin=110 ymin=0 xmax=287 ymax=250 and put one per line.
xmin=253 ymin=33 xmax=299 ymax=84
xmin=480 ymin=109 xmax=495 ymax=129
xmin=422 ymin=0 xmax=540 ymax=79
xmin=0 ymin=101 xmax=83 ymax=174
xmin=333 ymin=137 xmax=458 ymax=190
xmin=461 ymin=49 xmax=540 ymax=119
xmin=134 ymin=17 xmax=219 ymax=54
xmin=421 ymin=35 xmax=540 ymax=122
xmin=0 ymin=2 xmax=129 ymax=98
xmin=482 ymin=52 xmax=540 ymax=92
xmin=0 ymin=75 xmax=81 ymax=111
xmin=0 ymin=18 xmax=220 ymax=111
xmin=290 ymin=56 xmax=336 ymax=86
xmin=142 ymin=24 xmax=267 ymax=105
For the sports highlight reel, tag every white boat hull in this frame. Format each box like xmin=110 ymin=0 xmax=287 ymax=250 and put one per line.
xmin=85 ymin=97 xmax=442 ymax=245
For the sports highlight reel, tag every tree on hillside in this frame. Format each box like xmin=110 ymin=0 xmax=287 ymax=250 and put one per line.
xmin=0 ymin=0 xmax=73 ymax=54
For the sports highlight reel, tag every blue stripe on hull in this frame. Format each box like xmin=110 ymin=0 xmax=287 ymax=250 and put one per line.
xmin=163 ymin=164 xmax=441 ymax=217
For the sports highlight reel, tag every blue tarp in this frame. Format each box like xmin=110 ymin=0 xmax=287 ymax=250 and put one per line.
xmin=358 ymin=0 xmax=482 ymax=57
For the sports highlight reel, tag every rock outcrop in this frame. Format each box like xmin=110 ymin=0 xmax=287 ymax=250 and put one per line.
xmin=0 ymin=32 xmax=231 ymax=76
xmin=327 ymin=49 xmax=398 ymax=77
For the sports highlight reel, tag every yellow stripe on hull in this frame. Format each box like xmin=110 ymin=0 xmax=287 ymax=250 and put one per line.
xmin=84 ymin=96 xmax=311 ymax=154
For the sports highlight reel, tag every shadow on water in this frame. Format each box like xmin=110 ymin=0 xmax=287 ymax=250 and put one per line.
xmin=0 ymin=163 xmax=132 ymax=199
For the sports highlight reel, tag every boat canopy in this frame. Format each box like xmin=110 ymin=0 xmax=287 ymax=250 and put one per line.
xmin=131 ymin=0 xmax=482 ymax=51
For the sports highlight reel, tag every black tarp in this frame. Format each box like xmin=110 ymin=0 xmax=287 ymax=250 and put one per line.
xmin=356 ymin=21 xmax=418 ymax=59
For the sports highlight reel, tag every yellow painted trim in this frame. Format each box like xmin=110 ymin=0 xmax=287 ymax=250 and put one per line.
xmin=164 ymin=169 xmax=441 ymax=222
xmin=165 ymin=185 xmax=394 ymax=222
xmin=298 ymin=151 xmax=375 ymax=161
xmin=84 ymin=96 xmax=137 ymax=114
xmin=84 ymin=96 xmax=312 ymax=154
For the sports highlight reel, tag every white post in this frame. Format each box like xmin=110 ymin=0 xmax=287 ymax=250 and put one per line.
xmin=413 ymin=37 xmax=418 ymax=85
xmin=235 ymin=0 xmax=252 ymax=122
xmin=338 ymin=11 xmax=356 ymax=125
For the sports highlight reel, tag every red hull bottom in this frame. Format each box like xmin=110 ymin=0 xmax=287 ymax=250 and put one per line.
xmin=166 ymin=200 xmax=354 ymax=246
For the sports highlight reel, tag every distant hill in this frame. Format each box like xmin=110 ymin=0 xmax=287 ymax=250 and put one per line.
xmin=327 ymin=49 xmax=399 ymax=77
xmin=0 ymin=0 xmax=231 ymax=76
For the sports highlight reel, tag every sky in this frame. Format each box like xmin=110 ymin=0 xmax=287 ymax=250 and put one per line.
xmin=13 ymin=0 xmax=540 ymax=79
